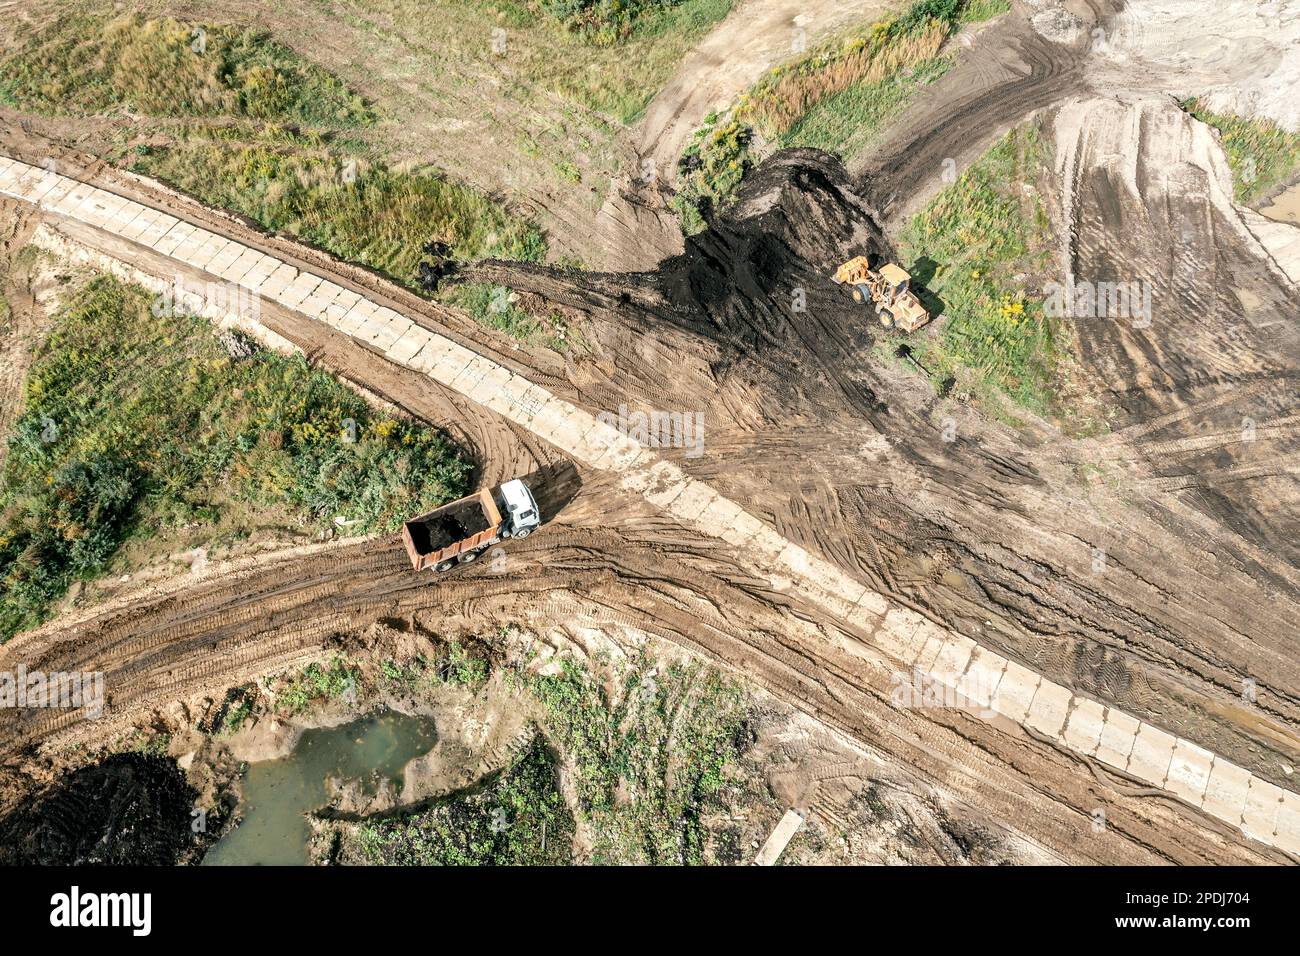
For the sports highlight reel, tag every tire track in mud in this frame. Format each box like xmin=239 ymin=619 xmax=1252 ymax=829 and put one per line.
xmin=1 ymin=139 xmax=1297 ymax=859
xmin=854 ymin=5 xmax=1090 ymax=224
xmin=2 ymin=507 xmax=1282 ymax=864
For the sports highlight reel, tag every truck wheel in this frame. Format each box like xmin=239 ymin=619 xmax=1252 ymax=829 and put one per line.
xmin=459 ymin=549 xmax=482 ymax=564
xmin=435 ymin=560 xmax=455 ymax=572
xmin=513 ymin=527 xmax=532 ymax=539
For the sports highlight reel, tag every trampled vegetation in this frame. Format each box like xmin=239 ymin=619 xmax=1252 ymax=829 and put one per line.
xmin=354 ymin=735 xmax=575 ymax=865
xmin=0 ymin=277 xmax=470 ymax=641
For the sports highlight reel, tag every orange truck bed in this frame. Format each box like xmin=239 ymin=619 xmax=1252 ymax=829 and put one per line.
xmin=401 ymin=488 xmax=503 ymax=571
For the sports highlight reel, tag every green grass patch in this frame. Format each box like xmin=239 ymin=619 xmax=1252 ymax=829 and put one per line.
xmin=0 ymin=277 xmax=471 ymax=641
xmin=131 ymin=139 xmax=546 ymax=285
xmin=1182 ymin=98 xmax=1300 ymax=205
xmin=897 ymin=125 xmax=1061 ymax=414
xmin=444 ymin=282 xmax=574 ymax=350
xmin=275 ymin=657 xmax=361 ymax=715
xmin=354 ymin=734 xmax=574 ymax=865
xmin=672 ymin=0 xmax=988 ymax=228
xmin=518 ymin=655 xmax=747 ymax=864
xmin=0 ymin=12 xmax=373 ymax=126
xmin=778 ymin=54 xmax=951 ymax=156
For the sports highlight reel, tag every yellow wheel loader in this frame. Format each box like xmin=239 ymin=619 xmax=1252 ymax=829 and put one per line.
xmin=832 ymin=255 xmax=931 ymax=333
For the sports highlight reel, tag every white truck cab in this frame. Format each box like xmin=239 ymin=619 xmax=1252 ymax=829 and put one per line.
xmin=497 ymin=479 xmax=540 ymax=539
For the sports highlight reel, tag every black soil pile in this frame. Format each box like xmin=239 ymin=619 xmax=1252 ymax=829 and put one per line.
xmin=0 ymin=752 xmax=205 ymax=865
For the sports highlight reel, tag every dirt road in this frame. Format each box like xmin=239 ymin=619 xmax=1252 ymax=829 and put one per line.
xmin=1 ymin=137 xmax=1298 ymax=862
xmin=2 ymin=0 xmax=1298 ymax=864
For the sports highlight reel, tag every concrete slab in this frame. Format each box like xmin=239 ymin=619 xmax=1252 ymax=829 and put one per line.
xmin=754 ymin=809 xmax=805 ymax=866
xmin=631 ymin=461 xmax=687 ymax=505
xmin=719 ymin=509 xmax=766 ymax=548
xmin=260 ymin=263 xmax=299 ymax=299
xmin=1201 ymin=758 xmax=1252 ymax=827
xmin=1094 ymin=707 xmax=1140 ymax=771
xmin=52 ymin=182 xmax=97 ymax=217
xmin=873 ymin=608 xmax=930 ymax=665
xmin=240 ymin=255 xmax=281 ymax=289
xmin=171 ymin=227 xmax=214 ymax=264
xmin=204 ymin=239 xmax=244 ymax=275
xmin=154 ymin=221 xmax=197 ymax=257
xmin=668 ymin=481 xmax=718 ymax=523
xmin=1273 ymin=791 xmax=1300 ymax=856
xmin=914 ymin=632 xmax=947 ymax=672
xmin=278 ymin=273 xmax=323 ymax=308
xmin=1165 ymin=738 xmax=1214 ymax=807
xmin=28 ymin=174 xmax=66 ymax=204
xmin=692 ymin=495 xmax=746 ymax=538
xmin=745 ymin=526 xmax=788 ymax=566
xmin=387 ymin=330 xmax=432 ymax=364
xmin=1240 ymin=776 xmax=1284 ymax=844
xmin=955 ymin=647 xmax=1007 ymax=713
xmin=929 ymin=636 xmax=976 ymax=685
xmin=546 ymin=416 xmax=594 ymax=457
xmin=220 ymin=248 xmax=266 ymax=284
xmin=136 ymin=213 xmax=181 ymax=249
xmin=1024 ymin=680 xmax=1074 ymax=738
xmin=991 ymin=659 xmax=1041 ymax=724
xmin=36 ymin=180 xmax=78 ymax=210
xmin=333 ymin=289 xmax=363 ymax=311
xmin=774 ymin=543 xmax=813 ymax=581
xmin=336 ymin=304 xmax=373 ymax=337
xmin=1061 ymin=696 xmax=1106 ymax=755
xmin=1127 ymin=723 xmax=1176 ymax=787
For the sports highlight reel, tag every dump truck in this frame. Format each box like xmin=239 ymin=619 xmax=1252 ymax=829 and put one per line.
xmin=401 ymin=479 xmax=540 ymax=572
xmin=832 ymin=255 xmax=931 ymax=332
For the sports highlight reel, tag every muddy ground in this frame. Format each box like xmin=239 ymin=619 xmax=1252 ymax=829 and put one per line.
xmin=0 ymin=1 xmax=1297 ymax=865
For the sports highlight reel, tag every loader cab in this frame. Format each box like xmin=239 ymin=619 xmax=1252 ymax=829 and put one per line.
xmin=497 ymin=479 xmax=540 ymax=538
xmin=878 ymin=263 xmax=911 ymax=303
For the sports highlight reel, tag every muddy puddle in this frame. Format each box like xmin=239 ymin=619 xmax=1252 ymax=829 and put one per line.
xmin=203 ymin=710 xmax=437 ymax=866
xmin=1260 ymin=181 xmax=1300 ymax=225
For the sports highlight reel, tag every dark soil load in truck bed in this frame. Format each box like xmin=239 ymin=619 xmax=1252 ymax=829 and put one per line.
xmin=402 ymin=488 xmax=502 ymax=571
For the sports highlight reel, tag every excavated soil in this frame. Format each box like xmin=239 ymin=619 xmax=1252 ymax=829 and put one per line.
xmin=0 ymin=1 xmax=1297 ymax=865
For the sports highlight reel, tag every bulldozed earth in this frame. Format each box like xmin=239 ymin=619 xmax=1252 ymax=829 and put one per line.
xmin=0 ymin=0 xmax=1296 ymax=865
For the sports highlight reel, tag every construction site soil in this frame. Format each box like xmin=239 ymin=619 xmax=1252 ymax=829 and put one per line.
xmin=0 ymin=0 xmax=1296 ymax=865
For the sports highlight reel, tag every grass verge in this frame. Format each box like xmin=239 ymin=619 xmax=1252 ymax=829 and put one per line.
xmin=131 ymin=135 xmax=546 ymax=285
xmin=0 ymin=277 xmax=470 ymax=641
xmin=672 ymin=0 xmax=1007 ymax=228
xmin=1182 ymin=98 xmax=1300 ymax=205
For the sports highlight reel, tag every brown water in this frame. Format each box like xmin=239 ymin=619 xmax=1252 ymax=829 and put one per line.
xmin=202 ymin=710 xmax=437 ymax=866
xmin=1260 ymin=181 xmax=1300 ymax=225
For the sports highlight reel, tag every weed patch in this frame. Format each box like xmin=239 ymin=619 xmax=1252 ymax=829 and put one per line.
xmin=0 ymin=277 xmax=470 ymax=640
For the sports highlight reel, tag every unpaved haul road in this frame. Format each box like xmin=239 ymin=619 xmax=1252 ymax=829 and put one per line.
xmin=0 ymin=142 xmax=1296 ymax=863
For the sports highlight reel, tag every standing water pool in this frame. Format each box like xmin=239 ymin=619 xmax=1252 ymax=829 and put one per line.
xmin=203 ymin=710 xmax=438 ymax=866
